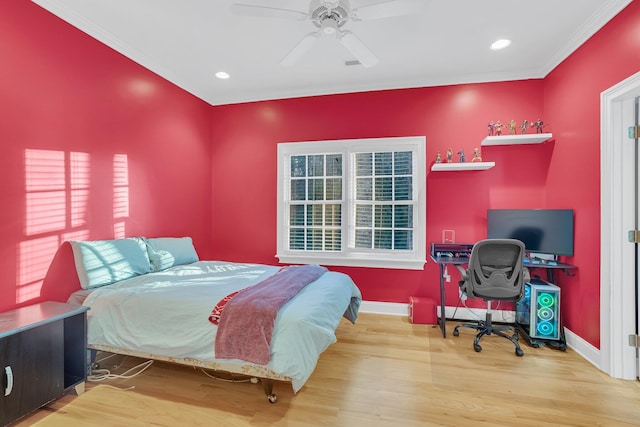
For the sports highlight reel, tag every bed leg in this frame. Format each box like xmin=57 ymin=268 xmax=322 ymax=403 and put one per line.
xmin=262 ymin=379 xmax=277 ymax=404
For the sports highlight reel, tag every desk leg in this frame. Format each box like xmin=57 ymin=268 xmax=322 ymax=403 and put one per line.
xmin=547 ymin=269 xmax=557 ymax=285
xmin=438 ymin=264 xmax=447 ymax=338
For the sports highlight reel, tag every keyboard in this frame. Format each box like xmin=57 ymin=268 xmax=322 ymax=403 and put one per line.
xmin=523 ymin=258 xmax=557 ymax=266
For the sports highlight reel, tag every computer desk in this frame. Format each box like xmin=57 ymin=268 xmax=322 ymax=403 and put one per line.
xmin=430 ymin=255 xmax=576 ymax=338
xmin=522 ymin=259 xmax=576 ymax=284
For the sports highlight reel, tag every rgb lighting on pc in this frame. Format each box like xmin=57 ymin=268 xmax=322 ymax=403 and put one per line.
xmin=535 ymin=291 xmax=558 ymax=337
xmin=516 ymin=280 xmax=561 ymax=341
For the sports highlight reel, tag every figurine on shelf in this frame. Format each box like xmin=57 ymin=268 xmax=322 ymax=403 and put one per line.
xmin=446 ymin=148 xmax=453 ymax=163
xmin=471 ymin=147 xmax=482 ymax=162
xmin=488 ymin=121 xmax=495 ymax=136
xmin=534 ymin=118 xmax=545 ymax=133
xmin=508 ymin=119 xmax=517 ymax=135
xmin=435 ymin=151 xmax=441 ymax=163
xmin=521 ymin=119 xmax=529 ymax=134
xmin=457 ymin=149 xmax=465 ymax=163
xmin=494 ymin=120 xmax=503 ymax=136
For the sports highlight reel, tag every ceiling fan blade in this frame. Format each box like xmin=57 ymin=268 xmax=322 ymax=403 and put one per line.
xmin=230 ymin=3 xmax=308 ymax=20
xmin=350 ymin=0 xmax=428 ymax=21
xmin=338 ymin=31 xmax=378 ymax=68
xmin=281 ymin=32 xmax=321 ymax=66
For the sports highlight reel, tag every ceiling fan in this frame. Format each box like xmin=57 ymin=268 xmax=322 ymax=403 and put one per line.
xmin=230 ymin=0 xmax=426 ymax=68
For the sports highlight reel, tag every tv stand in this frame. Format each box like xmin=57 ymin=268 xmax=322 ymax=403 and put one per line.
xmin=0 ymin=302 xmax=89 ymax=426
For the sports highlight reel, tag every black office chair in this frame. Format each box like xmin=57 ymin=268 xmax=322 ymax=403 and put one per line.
xmin=453 ymin=239 xmax=529 ymax=357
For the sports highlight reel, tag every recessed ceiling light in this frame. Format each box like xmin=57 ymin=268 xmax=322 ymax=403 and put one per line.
xmin=215 ymin=71 xmax=230 ymax=80
xmin=490 ymin=39 xmax=511 ymax=50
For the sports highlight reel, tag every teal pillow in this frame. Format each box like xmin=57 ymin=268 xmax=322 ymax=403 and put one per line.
xmin=70 ymin=237 xmax=152 ymax=289
xmin=145 ymin=237 xmax=199 ymax=271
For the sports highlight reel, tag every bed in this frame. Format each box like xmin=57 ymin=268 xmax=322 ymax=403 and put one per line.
xmin=67 ymin=237 xmax=362 ymax=402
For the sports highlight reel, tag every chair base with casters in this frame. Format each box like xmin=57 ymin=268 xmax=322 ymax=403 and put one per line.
xmin=452 ymin=300 xmax=524 ymax=357
xmin=453 ymin=239 xmax=528 ymax=357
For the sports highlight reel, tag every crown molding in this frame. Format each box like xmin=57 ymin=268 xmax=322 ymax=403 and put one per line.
xmin=540 ymin=0 xmax=633 ymax=76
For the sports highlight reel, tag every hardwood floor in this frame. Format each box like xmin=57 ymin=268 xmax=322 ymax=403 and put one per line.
xmin=15 ymin=313 xmax=640 ymax=426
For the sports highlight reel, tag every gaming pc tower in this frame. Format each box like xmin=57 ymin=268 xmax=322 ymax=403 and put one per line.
xmin=516 ymin=278 xmax=562 ymax=341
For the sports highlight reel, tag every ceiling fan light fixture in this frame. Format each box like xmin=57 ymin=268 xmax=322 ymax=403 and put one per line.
xmin=321 ymin=17 xmax=338 ymax=35
xmin=490 ymin=39 xmax=511 ymax=50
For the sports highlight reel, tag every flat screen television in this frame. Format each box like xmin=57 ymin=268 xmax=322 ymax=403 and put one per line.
xmin=487 ymin=209 xmax=574 ymax=257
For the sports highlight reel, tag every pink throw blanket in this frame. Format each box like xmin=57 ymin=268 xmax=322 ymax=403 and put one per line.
xmin=214 ymin=264 xmax=328 ymax=365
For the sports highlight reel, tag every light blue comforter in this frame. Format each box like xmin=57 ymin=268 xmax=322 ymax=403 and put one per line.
xmin=82 ymin=261 xmax=362 ymax=392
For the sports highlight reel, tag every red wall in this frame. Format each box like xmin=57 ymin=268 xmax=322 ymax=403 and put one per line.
xmin=210 ymin=3 xmax=640 ymax=349
xmin=542 ymin=1 xmax=640 ymax=347
xmin=210 ymin=81 xmax=546 ymax=307
xmin=3 ymin=0 xmax=640 ymax=350
xmin=0 ymin=2 xmax=213 ymax=312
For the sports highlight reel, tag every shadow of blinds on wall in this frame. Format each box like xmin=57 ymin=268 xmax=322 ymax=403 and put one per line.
xmin=20 ymin=150 xmax=90 ymax=304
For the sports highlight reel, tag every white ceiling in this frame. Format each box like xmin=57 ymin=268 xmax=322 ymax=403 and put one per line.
xmin=32 ymin=0 xmax=632 ymax=106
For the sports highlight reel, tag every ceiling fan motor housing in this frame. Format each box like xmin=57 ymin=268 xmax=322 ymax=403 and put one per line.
xmin=310 ymin=0 xmax=350 ymax=30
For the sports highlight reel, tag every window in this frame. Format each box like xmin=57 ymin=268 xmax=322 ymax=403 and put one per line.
xmin=277 ymin=136 xmax=426 ymax=269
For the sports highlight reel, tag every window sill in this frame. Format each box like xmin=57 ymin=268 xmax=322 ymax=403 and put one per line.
xmin=276 ymin=254 xmax=426 ymax=270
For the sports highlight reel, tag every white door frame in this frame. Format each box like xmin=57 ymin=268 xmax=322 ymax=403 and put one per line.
xmin=600 ymin=70 xmax=640 ymax=380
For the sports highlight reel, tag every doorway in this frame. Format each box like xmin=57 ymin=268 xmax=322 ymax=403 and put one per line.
xmin=601 ymin=70 xmax=640 ymax=380
xmin=636 ymin=95 xmax=640 ymax=380
xmin=636 ymin=95 xmax=640 ymax=379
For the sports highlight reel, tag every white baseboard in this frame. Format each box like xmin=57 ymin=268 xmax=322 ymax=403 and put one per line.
xmin=441 ymin=305 xmax=516 ymax=323
xmin=564 ymin=327 xmax=600 ymax=369
xmin=359 ymin=301 xmax=515 ymax=322
xmin=359 ymin=300 xmax=409 ymax=316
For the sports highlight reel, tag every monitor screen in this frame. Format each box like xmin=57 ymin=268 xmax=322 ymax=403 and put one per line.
xmin=487 ymin=209 xmax=574 ymax=256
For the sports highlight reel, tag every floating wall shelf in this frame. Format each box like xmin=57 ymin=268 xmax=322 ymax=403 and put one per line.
xmin=431 ymin=162 xmax=495 ymax=172
xmin=481 ymin=133 xmax=553 ymax=146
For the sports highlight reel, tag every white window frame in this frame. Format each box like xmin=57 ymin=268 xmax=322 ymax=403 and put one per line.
xmin=277 ymin=136 xmax=426 ymax=270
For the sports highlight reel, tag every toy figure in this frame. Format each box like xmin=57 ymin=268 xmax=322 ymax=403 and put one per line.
xmin=534 ymin=118 xmax=544 ymax=133
xmin=508 ymin=119 xmax=517 ymax=135
xmin=435 ymin=151 xmax=441 ymax=163
xmin=471 ymin=148 xmax=482 ymax=162
xmin=457 ymin=149 xmax=465 ymax=163
xmin=494 ymin=120 xmax=503 ymax=136
xmin=521 ymin=119 xmax=529 ymax=134
xmin=488 ymin=121 xmax=495 ymax=136
xmin=446 ymin=148 xmax=453 ymax=163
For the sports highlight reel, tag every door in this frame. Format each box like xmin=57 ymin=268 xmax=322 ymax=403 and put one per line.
xmin=635 ymin=95 xmax=640 ymax=380
xmin=601 ymin=70 xmax=640 ymax=380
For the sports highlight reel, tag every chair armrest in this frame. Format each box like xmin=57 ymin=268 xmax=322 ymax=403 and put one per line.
xmin=455 ymin=264 xmax=468 ymax=281
xmin=455 ymin=264 xmax=473 ymax=297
